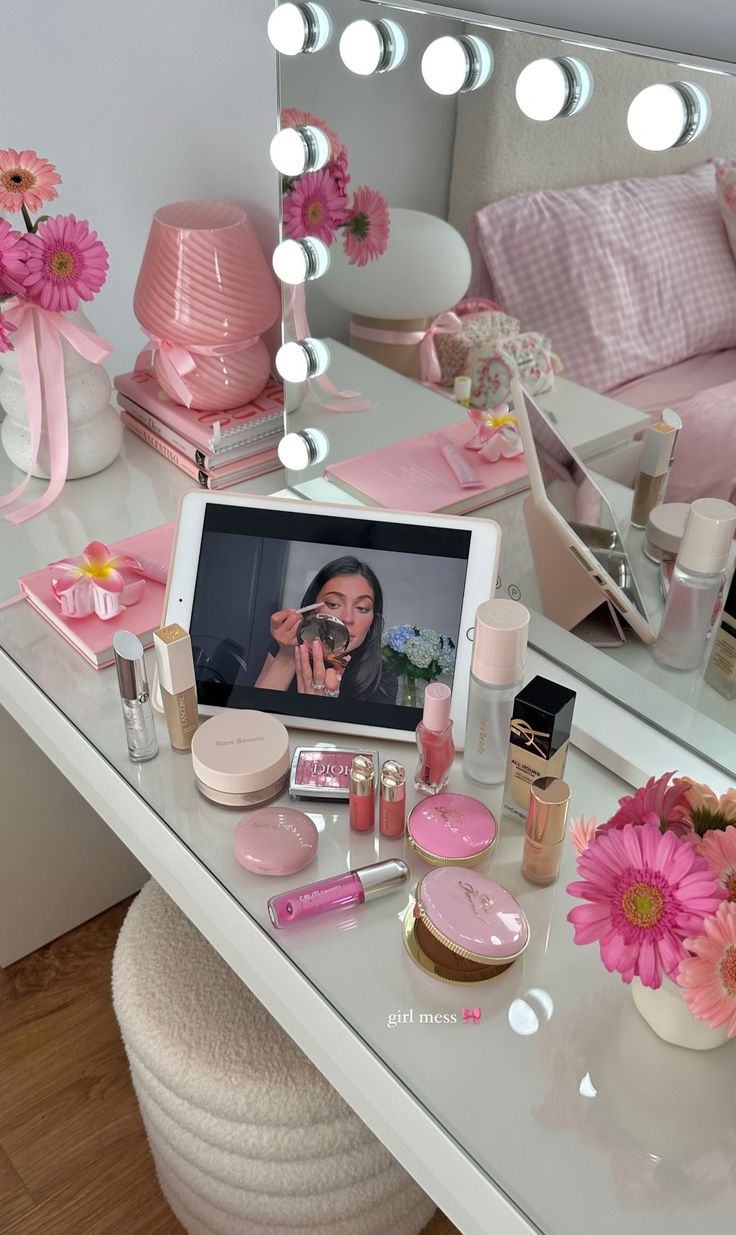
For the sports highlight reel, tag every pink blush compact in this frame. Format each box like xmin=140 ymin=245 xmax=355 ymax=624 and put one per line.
xmin=289 ymin=746 xmax=379 ymax=801
xmin=407 ymin=793 xmax=497 ymax=866
xmin=234 ymin=807 xmax=318 ymax=876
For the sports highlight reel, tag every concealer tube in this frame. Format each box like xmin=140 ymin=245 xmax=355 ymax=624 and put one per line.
xmin=153 ymin=623 xmax=200 ymax=751
xmin=522 ymin=777 xmax=571 ymax=885
xmin=630 ymin=420 xmax=677 ymax=529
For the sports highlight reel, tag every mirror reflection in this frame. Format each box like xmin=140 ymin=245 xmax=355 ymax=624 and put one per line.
xmin=275 ymin=0 xmax=736 ymax=771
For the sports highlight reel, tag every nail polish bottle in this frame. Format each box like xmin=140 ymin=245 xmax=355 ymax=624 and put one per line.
xmin=414 ymin=683 xmax=454 ymax=795
xmin=379 ymin=760 xmax=406 ymax=837
xmin=522 ymin=777 xmax=571 ymax=884
xmin=349 ymin=755 xmax=375 ymax=832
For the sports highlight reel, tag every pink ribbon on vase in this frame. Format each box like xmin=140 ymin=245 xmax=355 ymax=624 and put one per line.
xmin=0 ymin=298 xmax=112 ymax=525
xmin=135 ymin=334 xmax=261 ymax=408
xmin=350 ymin=310 xmax=463 ymax=385
xmin=284 ymin=285 xmax=372 ymax=412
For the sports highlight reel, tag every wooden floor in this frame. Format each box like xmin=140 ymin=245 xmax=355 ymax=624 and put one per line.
xmin=0 ymin=900 xmax=459 ymax=1235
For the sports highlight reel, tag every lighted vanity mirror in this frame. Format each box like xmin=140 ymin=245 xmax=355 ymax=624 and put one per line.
xmin=273 ymin=0 xmax=736 ymax=775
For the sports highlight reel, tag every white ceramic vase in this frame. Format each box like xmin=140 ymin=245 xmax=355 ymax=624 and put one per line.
xmin=0 ymin=308 xmax=122 ymax=480
xmin=631 ymin=973 xmax=730 ymax=1051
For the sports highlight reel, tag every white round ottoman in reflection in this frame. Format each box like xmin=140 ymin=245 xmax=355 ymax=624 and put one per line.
xmin=112 ymin=881 xmax=436 ymax=1235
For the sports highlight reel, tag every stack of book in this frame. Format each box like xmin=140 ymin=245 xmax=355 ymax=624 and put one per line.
xmin=114 ymin=370 xmax=284 ymax=489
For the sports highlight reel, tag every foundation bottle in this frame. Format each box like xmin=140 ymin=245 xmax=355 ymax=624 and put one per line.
xmin=630 ymin=419 xmax=678 ymax=529
xmin=704 ymin=571 xmax=736 ymax=699
xmin=522 ymin=777 xmax=571 ymax=884
xmin=503 ymin=676 xmax=576 ymax=825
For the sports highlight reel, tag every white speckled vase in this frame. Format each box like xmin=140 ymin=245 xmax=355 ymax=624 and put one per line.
xmin=0 ymin=308 xmax=123 ymax=480
xmin=632 ymin=974 xmax=730 ymax=1050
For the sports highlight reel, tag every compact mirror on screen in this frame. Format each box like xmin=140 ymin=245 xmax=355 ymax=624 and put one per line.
xmin=186 ymin=503 xmax=472 ymax=733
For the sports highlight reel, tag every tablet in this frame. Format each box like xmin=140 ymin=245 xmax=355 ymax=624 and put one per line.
xmin=163 ymin=492 xmax=500 ymax=744
xmin=511 ymin=378 xmax=656 ymax=644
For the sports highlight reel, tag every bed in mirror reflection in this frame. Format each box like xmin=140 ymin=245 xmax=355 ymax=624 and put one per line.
xmin=272 ymin=0 xmax=736 ymax=772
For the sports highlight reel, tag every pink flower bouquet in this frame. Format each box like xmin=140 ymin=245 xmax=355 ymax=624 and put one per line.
xmin=567 ymin=771 xmax=736 ymax=1037
xmin=279 ymin=109 xmax=390 ymax=267
xmin=0 ymin=146 xmax=109 ymax=350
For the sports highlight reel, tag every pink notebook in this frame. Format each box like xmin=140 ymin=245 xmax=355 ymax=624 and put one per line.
xmin=325 ymin=420 xmax=529 ymax=514
xmin=114 ymin=370 xmax=284 ymax=454
xmin=19 ymin=523 xmax=174 ymax=669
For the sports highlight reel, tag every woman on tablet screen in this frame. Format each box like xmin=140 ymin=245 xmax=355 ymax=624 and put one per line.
xmin=255 ymin=556 xmax=398 ymax=704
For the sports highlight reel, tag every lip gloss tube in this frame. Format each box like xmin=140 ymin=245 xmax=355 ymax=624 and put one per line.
xmin=267 ymin=859 xmax=409 ymax=927
xmin=435 ymin=431 xmax=483 ymax=488
xmin=379 ymin=760 xmax=406 ymax=837
xmin=350 ymin=754 xmax=375 ymax=832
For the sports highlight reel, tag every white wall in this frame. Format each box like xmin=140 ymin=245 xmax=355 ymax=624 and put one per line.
xmin=2 ymin=0 xmax=279 ymax=374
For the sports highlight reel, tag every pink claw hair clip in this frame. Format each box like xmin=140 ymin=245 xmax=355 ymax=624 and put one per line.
xmin=465 ymin=403 xmax=524 ymax=462
xmin=49 ymin=540 xmax=149 ymax=621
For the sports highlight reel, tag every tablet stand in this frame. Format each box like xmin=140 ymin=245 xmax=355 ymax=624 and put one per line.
xmin=523 ymin=496 xmax=625 ymax=647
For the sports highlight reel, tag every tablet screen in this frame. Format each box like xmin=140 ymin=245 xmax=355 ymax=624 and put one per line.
xmin=188 ymin=503 xmax=472 ymax=731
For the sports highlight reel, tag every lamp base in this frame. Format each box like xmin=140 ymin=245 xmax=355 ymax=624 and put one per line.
xmin=350 ymin=313 xmax=431 ymax=381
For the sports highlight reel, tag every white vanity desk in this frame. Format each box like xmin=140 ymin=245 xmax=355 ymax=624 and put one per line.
xmin=1 ymin=431 xmax=734 ymax=1235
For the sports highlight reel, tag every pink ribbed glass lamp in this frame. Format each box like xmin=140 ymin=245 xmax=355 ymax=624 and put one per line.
xmin=134 ymin=201 xmax=280 ymax=411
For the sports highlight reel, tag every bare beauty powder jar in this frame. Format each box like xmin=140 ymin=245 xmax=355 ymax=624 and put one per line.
xmin=403 ymin=867 xmax=529 ymax=984
xmin=407 ymin=793 xmax=497 ymax=866
xmin=191 ymin=710 xmax=290 ymax=808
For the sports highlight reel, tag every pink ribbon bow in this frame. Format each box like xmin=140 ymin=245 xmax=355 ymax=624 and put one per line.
xmin=285 ymin=286 xmax=372 ymax=412
xmin=0 ymin=298 xmax=112 ymax=525
xmin=135 ymin=334 xmax=261 ymax=409
xmin=49 ymin=540 xmax=147 ymax=620
xmin=463 ymin=1007 xmax=481 ymax=1024
xmin=350 ymin=310 xmax=463 ymax=386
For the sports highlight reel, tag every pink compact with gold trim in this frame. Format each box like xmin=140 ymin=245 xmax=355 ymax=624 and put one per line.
xmin=403 ymin=867 xmax=529 ymax=983
xmin=407 ymin=793 xmax=497 ymax=866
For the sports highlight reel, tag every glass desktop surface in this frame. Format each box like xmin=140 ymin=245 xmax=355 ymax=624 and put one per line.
xmin=1 ymin=440 xmax=734 ymax=1235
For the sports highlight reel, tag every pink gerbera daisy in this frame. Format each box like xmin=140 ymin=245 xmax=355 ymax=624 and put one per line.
xmin=0 ymin=311 xmax=17 ymax=353
xmin=342 ymin=187 xmax=390 ymax=267
xmin=570 ymin=815 xmax=598 ymax=856
xmin=675 ymin=778 xmax=736 ymax=837
xmin=0 ymin=218 xmax=28 ymax=296
xmin=567 ymin=822 xmax=726 ymax=988
xmin=0 ymin=148 xmax=61 ymax=214
xmin=326 ymin=149 xmax=350 ymax=201
xmin=280 ymin=109 xmax=343 ymax=159
xmin=598 ymin=771 xmax=693 ymax=838
xmin=282 ymin=168 xmax=347 ymax=244
xmin=679 ymin=902 xmax=736 ymax=1037
xmin=699 ymin=825 xmax=736 ymax=901
xmin=22 ymin=214 xmax=108 ymax=313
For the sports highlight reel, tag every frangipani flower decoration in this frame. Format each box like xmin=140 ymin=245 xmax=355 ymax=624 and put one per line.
xmin=465 ymin=405 xmax=523 ymax=461
xmin=49 ymin=540 xmax=147 ymax=621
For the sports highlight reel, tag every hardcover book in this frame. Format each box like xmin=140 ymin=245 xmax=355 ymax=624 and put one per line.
xmin=18 ymin=523 xmax=174 ymax=669
xmin=324 ymin=420 xmax=529 ymax=514
xmin=118 ymin=394 xmax=281 ymax=470
xmin=121 ymin=413 xmax=282 ymax=490
xmin=114 ymin=370 xmax=284 ymax=454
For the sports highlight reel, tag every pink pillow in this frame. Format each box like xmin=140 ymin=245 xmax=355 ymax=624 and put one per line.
xmin=469 ymin=163 xmax=736 ymax=393
xmin=715 ymin=158 xmax=736 ymax=262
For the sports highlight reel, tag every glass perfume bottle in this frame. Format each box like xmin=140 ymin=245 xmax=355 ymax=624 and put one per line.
xmin=463 ymin=599 xmax=529 ymax=785
xmin=654 ymin=499 xmax=736 ymax=671
xmin=112 ymin=630 xmax=159 ymax=762
xmin=414 ymin=683 xmax=454 ymax=794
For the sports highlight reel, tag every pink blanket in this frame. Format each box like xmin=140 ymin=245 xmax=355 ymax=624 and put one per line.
xmin=610 ymin=350 xmax=736 ymax=503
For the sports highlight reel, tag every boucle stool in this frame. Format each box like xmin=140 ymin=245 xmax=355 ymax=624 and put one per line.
xmin=112 ymin=881 xmax=437 ymax=1235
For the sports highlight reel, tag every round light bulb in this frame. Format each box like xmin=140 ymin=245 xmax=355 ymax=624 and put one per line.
xmin=272 ymin=237 xmax=330 ymax=285
xmin=339 ymin=18 xmax=407 ymax=76
xmin=275 ymin=338 xmax=331 ymax=383
xmin=269 ymin=125 xmax=329 ymax=176
xmin=278 ymin=428 xmax=330 ymax=471
xmin=627 ymin=82 xmax=708 ymax=151
xmin=267 ymin=3 xmax=331 ymax=56
xmin=515 ymin=57 xmax=592 ymax=121
xmin=421 ymin=34 xmax=493 ymax=96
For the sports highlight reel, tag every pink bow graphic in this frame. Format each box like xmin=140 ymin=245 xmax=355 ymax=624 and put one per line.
xmin=135 ymin=333 xmax=260 ymax=409
xmin=49 ymin=540 xmax=148 ymax=620
xmin=0 ymin=298 xmax=112 ymax=524
xmin=462 ymin=1007 xmax=481 ymax=1024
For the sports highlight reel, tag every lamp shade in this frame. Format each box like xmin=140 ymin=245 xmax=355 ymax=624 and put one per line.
xmin=134 ymin=201 xmax=280 ymax=345
xmin=321 ymin=208 xmax=471 ymax=318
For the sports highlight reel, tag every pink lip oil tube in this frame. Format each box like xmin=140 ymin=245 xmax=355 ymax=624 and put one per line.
xmin=267 ymin=859 xmax=410 ymax=927
xmin=379 ymin=760 xmax=406 ymax=837
xmin=349 ymin=754 xmax=375 ymax=832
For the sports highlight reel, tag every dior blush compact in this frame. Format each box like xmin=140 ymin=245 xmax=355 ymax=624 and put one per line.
xmin=289 ymin=746 xmax=379 ymax=802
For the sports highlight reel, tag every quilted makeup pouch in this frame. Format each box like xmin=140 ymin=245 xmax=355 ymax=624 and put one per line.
xmin=468 ymin=332 xmax=558 ymax=409
xmin=433 ymin=298 xmax=521 ymax=385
